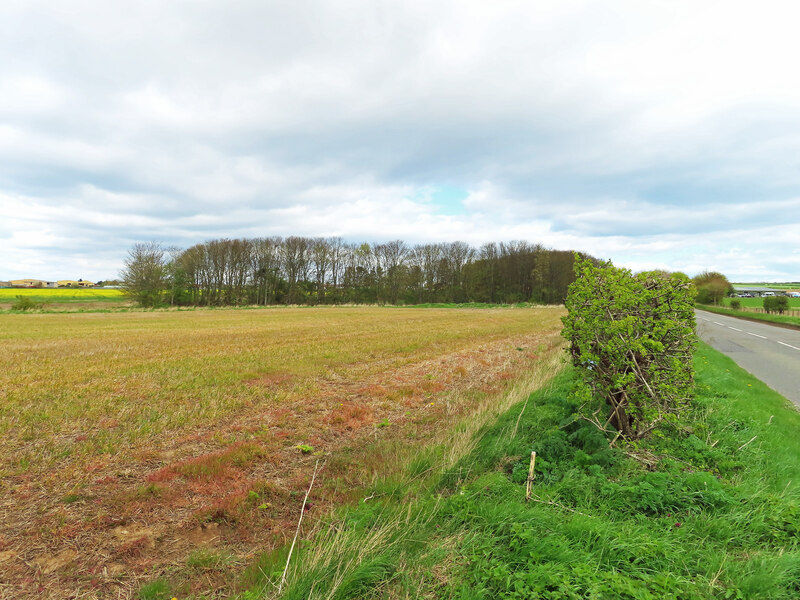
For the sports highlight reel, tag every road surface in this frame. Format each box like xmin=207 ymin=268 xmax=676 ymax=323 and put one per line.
xmin=695 ymin=309 xmax=800 ymax=409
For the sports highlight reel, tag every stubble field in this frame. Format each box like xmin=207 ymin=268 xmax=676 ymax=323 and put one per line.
xmin=0 ymin=305 xmax=566 ymax=598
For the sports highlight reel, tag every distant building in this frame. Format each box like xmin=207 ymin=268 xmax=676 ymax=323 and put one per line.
xmin=10 ymin=279 xmax=46 ymax=288
xmin=57 ymin=280 xmax=94 ymax=288
xmin=7 ymin=278 xmax=96 ymax=288
xmin=732 ymin=286 xmax=784 ymax=297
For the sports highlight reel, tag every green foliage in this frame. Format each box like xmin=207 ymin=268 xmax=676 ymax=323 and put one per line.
xmin=693 ymin=271 xmax=733 ymax=305
xmin=187 ymin=548 xmax=238 ymax=570
xmin=764 ymin=296 xmax=789 ymax=314
xmin=120 ymin=241 xmax=168 ymax=307
xmin=11 ymin=295 xmax=44 ymax=311
xmin=561 ymin=256 xmax=696 ymax=440
xmin=729 ymin=299 xmax=741 ymax=310
xmin=124 ymin=237 xmax=592 ymax=307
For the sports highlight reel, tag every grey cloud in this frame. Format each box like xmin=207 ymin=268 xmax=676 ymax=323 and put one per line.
xmin=1 ymin=1 xmax=800 ymax=281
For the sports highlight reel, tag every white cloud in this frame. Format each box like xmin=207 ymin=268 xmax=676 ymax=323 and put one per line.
xmin=1 ymin=0 xmax=799 ymax=282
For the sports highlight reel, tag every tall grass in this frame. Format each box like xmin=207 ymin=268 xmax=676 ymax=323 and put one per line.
xmin=236 ymin=349 xmax=566 ymax=600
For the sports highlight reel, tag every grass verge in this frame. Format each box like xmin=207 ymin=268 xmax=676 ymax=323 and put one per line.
xmin=239 ymin=343 xmax=800 ymax=599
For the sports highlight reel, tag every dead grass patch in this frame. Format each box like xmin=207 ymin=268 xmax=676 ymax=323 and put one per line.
xmin=244 ymin=371 xmax=295 ymax=390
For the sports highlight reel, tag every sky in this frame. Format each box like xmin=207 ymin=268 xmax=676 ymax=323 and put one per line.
xmin=2 ymin=0 xmax=800 ymax=283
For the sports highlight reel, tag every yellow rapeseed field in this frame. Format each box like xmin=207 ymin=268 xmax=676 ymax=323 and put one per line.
xmin=0 ymin=305 xmax=566 ymax=598
xmin=0 ymin=288 xmax=126 ymax=311
xmin=0 ymin=287 xmax=124 ymax=299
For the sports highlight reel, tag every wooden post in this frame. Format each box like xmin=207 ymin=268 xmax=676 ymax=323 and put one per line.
xmin=525 ymin=451 xmax=537 ymax=502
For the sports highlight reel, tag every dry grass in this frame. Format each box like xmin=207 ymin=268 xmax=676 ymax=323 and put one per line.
xmin=0 ymin=305 xmax=566 ymax=598
xmin=270 ymin=350 xmax=567 ymax=600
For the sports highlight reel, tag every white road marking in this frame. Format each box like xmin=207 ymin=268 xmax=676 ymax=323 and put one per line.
xmin=744 ymin=331 xmax=767 ymax=339
xmin=778 ymin=341 xmax=800 ymax=351
xmin=698 ymin=310 xmax=800 ymax=362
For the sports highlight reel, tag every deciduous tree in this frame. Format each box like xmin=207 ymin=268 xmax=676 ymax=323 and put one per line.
xmin=693 ymin=271 xmax=732 ymax=305
xmin=120 ymin=242 xmax=167 ymax=307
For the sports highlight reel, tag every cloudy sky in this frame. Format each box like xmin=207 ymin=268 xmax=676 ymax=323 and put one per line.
xmin=2 ymin=0 xmax=799 ymax=282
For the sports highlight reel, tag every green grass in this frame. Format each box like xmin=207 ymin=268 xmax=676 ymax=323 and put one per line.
xmin=734 ymin=283 xmax=800 ymax=290
xmin=698 ymin=303 xmax=800 ymax=329
xmin=723 ymin=297 xmax=800 ymax=309
xmin=137 ymin=578 xmax=174 ymax=600
xmin=245 ymin=343 xmax=800 ymax=599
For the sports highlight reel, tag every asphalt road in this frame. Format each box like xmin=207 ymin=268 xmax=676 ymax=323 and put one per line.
xmin=695 ymin=309 xmax=800 ymax=409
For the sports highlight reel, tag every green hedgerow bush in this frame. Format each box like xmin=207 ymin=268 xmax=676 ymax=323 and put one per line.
xmin=763 ymin=296 xmax=789 ymax=314
xmin=561 ymin=256 xmax=696 ymax=441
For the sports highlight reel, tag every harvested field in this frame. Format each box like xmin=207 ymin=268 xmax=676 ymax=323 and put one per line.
xmin=0 ymin=306 xmax=566 ymax=598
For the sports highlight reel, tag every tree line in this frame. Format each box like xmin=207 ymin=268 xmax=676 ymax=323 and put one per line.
xmin=120 ymin=237 xmax=594 ymax=307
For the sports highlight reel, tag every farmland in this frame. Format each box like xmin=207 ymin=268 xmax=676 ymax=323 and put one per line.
xmin=733 ymin=282 xmax=800 ymax=289
xmin=0 ymin=305 xmax=566 ymax=598
xmin=722 ymin=296 xmax=800 ymax=309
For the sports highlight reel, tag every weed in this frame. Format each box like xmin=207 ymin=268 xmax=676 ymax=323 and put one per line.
xmin=175 ymin=442 xmax=266 ymax=479
xmin=135 ymin=483 xmax=164 ymax=498
xmin=137 ymin=578 xmax=173 ymax=600
xmin=187 ymin=548 xmax=238 ymax=571
xmin=11 ymin=296 xmax=44 ymax=311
